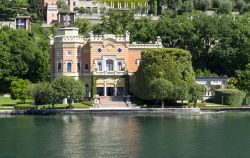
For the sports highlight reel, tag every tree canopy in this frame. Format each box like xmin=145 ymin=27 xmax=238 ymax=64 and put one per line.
xmin=52 ymin=76 xmax=85 ymax=108
xmin=0 ymin=27 xmax=50 ymax=93
xmin=135 ymin=48 xmax=195 ymax=102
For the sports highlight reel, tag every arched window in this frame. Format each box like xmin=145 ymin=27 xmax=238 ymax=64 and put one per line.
xmin=106 ymin=59 xmax=113 ymax=71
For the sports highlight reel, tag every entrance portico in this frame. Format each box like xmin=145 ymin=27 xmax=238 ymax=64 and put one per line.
xmin=96 ymin=78 xmax=125 ymax=96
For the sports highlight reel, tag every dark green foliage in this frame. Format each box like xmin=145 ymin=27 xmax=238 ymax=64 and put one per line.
xmin=74 ymin=19 xmax=89 ymax=35
xmin=129 ymin=18 xmax=157 ymax=43
xmin=28 ymin=83 xmax=61 ymax=109
xmin=179 ymin=0 xmax=194 ymax=14
xmin=27 ymin=0 xmax=44 ymax=21
xmin=52 ymin=76 xmax=85 ymax=108
xmin=10 ymin=79 xmax=30 ymax=103
xmin=154 ymin=0 xmax=158 ymax=15
xmin=172 ymin=80 xmax=189 ymax=104
xmin=188 ymin=83 xmax=204 ymax=107
xmin=218 ymin=0 xmax=233 ymax=14
xmin=235 ymin=64 xmax=250 ymax=96
xmin=93 ymin=11 xmax=135 ymax=35
xmin=0 ymin=27 xmax=50 ymax=93
xmin=149 ymin=78 xmax=173 ymax=108
xmin=135 ymin=48 xmax=195 ymax=100
xmin=14 ymin=104 xmax=35 ymax=110
xmin=214 ymin=89 xmax=246 ymax=106
xmin=0 ymin=0 xmax=29 ymax=20
xmin=194 ymin=0 xmax=212 ymax=11
xmin=57 ymin=0 xmax=70 ymax=12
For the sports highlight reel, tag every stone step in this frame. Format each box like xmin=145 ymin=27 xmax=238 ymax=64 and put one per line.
xmin=100 ymin=96 xmax=127 ymax=107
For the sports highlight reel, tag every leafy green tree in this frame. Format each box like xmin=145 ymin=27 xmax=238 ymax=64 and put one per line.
xmin=235 ymin=64 xmax=250 ymax=99
xmin=93 ymin=11 xmax=135 ymax=35
xmin=28 ymin=83 xmax=60 ymax=109
xmin=52 ymin=76 xmax=85 ymax=108
xmin=234 ymin=0 xmax=246 ymax=13
xmin=149 ymin=78 xmax=173 ymax=108
xmin=194 ymin=0 xmax=212 ymax=11
xmin=74 ymin=7 xmax=88 ymax=14
xmin=209 ymin=14 xmax=250 ymax=76
xmin=172 ymin=80 xmax=189 ymax=105
xmin=212 ymin=0 xmax=221 ymax=8
xmin=57 ymin=0 xmax=70 ymax=12
xmin=0 ymin=0 xmax=29 ymax=20
xmin=218 ymin=0 xmax=232 ymax=14
xmin=188 ymin=83 xmax=204 ymax=107
xmin=0 ymin=28 xmax=50 ymax=93
xmin=129 ymin=18 xmax=157 ymax=43
xmin=156 ymin=15 xmax=194 ymax=48
xmin=10 ymin=79 xmax=30 ymax=103
xmin=179 ymin=0 xmax=194 ymax=14
xmin=27 ymin=0 xmax=44 ymax=21
xmin=154 ymin=0 xmax=158 ymax=15
xmin=74 ymin=19 xmax=89 ymax=35
xmin=135 ymin=48 xmax=195 ymax=101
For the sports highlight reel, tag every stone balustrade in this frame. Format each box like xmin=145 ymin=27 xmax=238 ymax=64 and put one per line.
xmin=93 ymin=71 xmax=128 ymax=75
xmin=54 ymin=35 xmax=88 ymax=43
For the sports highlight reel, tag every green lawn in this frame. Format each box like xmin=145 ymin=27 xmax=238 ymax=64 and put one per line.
xmin=0 ymin=97 xmax=34 ymax=109
xmin=0 ymin=96 xmax=92 ymax=109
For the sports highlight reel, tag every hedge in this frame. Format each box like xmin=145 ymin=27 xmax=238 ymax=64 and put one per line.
xmin=14 ymin=104 xmax=35 ymax=110
xmin=214 ymin=89 xmax=246 ymax=106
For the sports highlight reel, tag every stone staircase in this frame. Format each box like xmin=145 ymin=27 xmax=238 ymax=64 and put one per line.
xmin=100 ymin=96 xmax=127 ymax=108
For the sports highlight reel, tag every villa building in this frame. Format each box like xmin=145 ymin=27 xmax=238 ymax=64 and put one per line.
xmin=50 ymin=27 xmax=162 ymax=97
xmin=68 ymin=0 xmax=149 ymax=13
xmin=46 ymin=4 xmax=58 ymax=25
xmin=0 ymin=16 xmax=32 ymax=30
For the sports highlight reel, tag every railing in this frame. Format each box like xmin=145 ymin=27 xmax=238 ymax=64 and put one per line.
xmin=93 ymin=71 xmax=127 ymax=75
xmin=54 ymin=36 xmax=88 ymax=43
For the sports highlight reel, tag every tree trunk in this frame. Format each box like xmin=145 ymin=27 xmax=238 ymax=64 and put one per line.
xmin=161 ymin=100 xmax=164 ymax=108
xmin=194 ymin=100 xmax=197 ymax=108
xmin=68 ymin=98 xmax=72 ymax=109
xmin=52 ymin=103 xmax=55 ymax=109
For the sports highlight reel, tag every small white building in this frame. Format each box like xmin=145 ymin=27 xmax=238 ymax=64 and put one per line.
xmin=195 ymin=77 xmax=229 ymax=100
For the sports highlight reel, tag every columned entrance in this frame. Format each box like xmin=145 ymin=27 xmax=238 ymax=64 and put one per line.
xmin=96 ymin=78 xmax=125 ymax=96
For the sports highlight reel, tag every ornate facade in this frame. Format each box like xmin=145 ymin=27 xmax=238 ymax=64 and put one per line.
xmin=50 ymin=27 xmax=162 ymax=97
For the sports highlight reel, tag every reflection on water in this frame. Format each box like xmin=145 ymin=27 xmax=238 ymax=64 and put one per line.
xmin=1 ymin=113 xmax=250 ymax=158
xmin=59 ymin=115 xmax=140 ymax=158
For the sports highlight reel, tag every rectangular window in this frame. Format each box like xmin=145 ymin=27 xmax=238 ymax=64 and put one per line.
xmin=97 ymin=62 xmax=102 ymax=71
xmin=66 ymin=61 xmax=72 ymax=73
xmin=77 ymin=61 xmax=81 ymax=72
xmin=117 ymin=61 xmax=123 ymax=71
xmin=106 ymin=60 xmax=113 ymax=71
xmin=73 ymin=2 xmax=76 ymax=6
xmin=57 ymin=61 xmax=62 ymax=73
xmin=77 ymin=50 xmax=81 ymax=56
xmin=56 ymin=51 xmax=62 ymax=56
xmin=84 ymin=64 xmax=89 ymax=70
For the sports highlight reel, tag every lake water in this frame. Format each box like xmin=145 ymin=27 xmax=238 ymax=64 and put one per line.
xmin=0 ymin=113 xmax=250 ymax=158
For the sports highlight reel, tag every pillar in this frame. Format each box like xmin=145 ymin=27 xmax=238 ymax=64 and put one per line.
xmin=114 ymin=82 xmax=117 ymax=96
xmin=104 ymin=82 xmax=107 ymax=96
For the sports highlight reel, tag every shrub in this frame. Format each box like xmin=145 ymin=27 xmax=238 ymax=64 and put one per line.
xmin=214 ymin=89 xmax=246 ymax=106
xmin=14 ymin=104 xmax=35 ymax=110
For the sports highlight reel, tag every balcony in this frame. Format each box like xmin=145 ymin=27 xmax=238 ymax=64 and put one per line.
xmin=93 ymin=71 xmax=127 ymax=75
